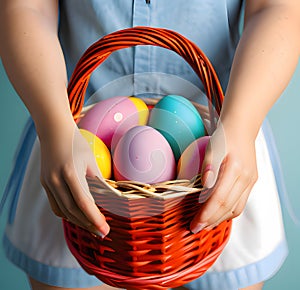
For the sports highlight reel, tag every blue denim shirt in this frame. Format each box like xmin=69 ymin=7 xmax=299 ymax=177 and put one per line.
xmin=59 ymin=0 xmax=244 ymax=103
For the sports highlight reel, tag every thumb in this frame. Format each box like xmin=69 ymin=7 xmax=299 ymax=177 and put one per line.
xmin=201 ymin=164 xmax=216 ymax=189
xmin=86 ymin=156 xmax=105 ymax=181
xmin=201 ymin=139 xmax=224 ymax=189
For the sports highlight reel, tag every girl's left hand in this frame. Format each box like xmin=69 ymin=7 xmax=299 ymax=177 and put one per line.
xmin=190 ymin=123 xmax=259 ymax=233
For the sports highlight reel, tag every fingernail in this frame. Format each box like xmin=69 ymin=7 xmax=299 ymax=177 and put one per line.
xmin=93 ymin=230 xmax=106 ymax=238
xmin=191 ymin=223 xmax=207 ymax=234
xmin=91 ymin=222 xmax=110 ymax=238
xmin=99 ymin=222 xmax=110 ymax=237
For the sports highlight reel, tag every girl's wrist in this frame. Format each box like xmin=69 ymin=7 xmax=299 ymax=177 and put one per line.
xmin=35 ymin=110 xmax=76 ymax=143
xmin=217 ymin=114 xmax=260 ymax=143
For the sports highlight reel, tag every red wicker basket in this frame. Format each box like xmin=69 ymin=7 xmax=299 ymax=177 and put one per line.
xmin=63 ymin=26 xmax=231 ymax=290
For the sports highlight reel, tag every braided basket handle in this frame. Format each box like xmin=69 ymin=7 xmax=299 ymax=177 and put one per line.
xmin=67 ymin=26 xmax=224 ymax=123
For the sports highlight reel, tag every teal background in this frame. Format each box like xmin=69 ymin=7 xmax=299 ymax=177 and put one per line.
xmin=0 ymin=58 xmax=300 ymax=289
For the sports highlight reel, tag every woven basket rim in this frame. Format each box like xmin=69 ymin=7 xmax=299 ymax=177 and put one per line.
xmin=87 ymin=174 xmax=208 ymax=201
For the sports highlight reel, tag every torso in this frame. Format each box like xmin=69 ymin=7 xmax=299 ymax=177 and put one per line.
xmin=59 ymin=0 xmax=244 ymax=101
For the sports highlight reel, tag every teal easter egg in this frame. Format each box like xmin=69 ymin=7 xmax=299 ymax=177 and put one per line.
xmin=148 ymin=95 xmax=205 ymax=160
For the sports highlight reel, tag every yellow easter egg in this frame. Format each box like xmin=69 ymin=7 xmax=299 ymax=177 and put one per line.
xmin=129 ymin=97 xmax=149 ymax=125
xmin=79 ymin=129 xmax=112 ymax=179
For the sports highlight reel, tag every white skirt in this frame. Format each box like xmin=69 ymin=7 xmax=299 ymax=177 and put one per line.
xmin=2 ymin=120 xmax=288 ymax=290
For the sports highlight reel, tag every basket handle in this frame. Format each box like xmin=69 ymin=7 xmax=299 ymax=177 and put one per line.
xmin=67 ymin=26 xmax=224 ymax=124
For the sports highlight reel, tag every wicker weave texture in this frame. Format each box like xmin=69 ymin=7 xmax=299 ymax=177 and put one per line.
xmin=64 ymin=187 xmax=231 ymax=289
xmin=63 ymin=26 xmax=232 ymax=289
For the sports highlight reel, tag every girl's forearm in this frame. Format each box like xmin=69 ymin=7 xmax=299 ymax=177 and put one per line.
xmin=220 ymin=2 xmax=300 ymax=139
xmin=0 ymin=1 xmax=75 ymax=140
xmin=0 ymin=1 xmax=110 ymax=236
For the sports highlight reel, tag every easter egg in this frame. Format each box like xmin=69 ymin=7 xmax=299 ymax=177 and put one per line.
xmin=113 ymin=126 xmax=176 ymax=184
xmin=148 ymin=95 xmax=205 ymax=161
xmin=128 ymin=97 xmax=149 ymax=125
xmin=79 ymin=129 xmax=112 ymax=179
xmin=177 ymin=136 xmax=210 ymax=180
xmin=78 ymin=96 xmax=149 ymax=149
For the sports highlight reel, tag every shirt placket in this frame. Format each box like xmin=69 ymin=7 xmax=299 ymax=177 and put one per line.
xmin=132 ymin=0 xmax=152 ymax=95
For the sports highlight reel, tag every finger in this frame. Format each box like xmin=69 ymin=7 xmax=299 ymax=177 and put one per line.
xmin=204 ymin=185 xmax=252 ymax=231
xmin=77 ymin=128 xmax=105 ymax=181
xmin=201 ymin=175 xmax=250 ymax=226
xmin=230 ymin=185 xmax=251 ymax=218
xmin=191 ymin=160 xmax=240 ymax=233
xmin=86 ymin=153 xmax=104 ymax=181
xmin=46 ymin=177 xmax=96 ymax=231
xmin=42 ymin=182 xmax=66 ymax=219
xmin=204 ymin=167 xmax=256 ymax=228
xmin=63 ymin=167 xmax=110 ymax=237
xmin=44 ymin=181 xmax=101 ymax=233
xmin=201 ymin=137 xmax=226 ymax=189
xmin=198 ymin=188 xmax=213 ymax=203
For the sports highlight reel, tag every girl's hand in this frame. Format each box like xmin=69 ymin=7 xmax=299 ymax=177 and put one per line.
xmin=190 ymin=123 xmax=258 ymax=233
xmin=39 ymin=123 xmax=110 ymax=237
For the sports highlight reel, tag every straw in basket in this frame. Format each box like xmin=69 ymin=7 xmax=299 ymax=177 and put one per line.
xmin=63 ymin=26 xmax=232 ymax=290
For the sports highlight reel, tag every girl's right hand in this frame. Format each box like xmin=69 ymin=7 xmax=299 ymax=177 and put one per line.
xmin=39 ymin=123 xmax=110 ymax=238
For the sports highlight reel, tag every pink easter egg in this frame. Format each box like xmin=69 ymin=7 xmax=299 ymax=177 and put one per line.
xmin=177 ymin=136 xmax=210 ymax=180
xmin=78 ymin=96 xmax=148 ymax=149
xmin=113 ymin=126 xmax=176 ymax=184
